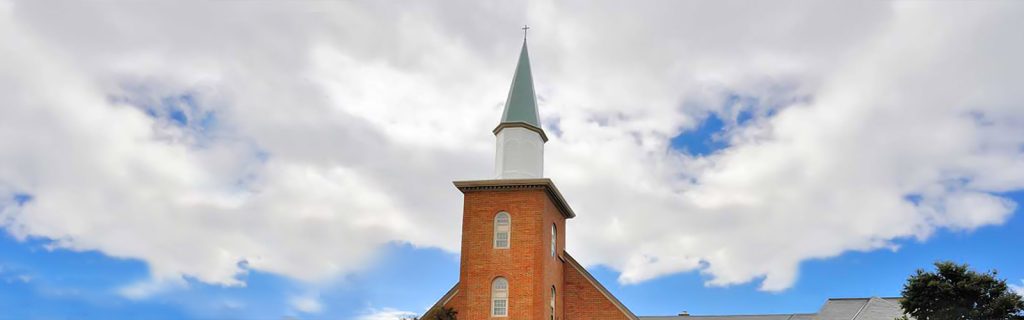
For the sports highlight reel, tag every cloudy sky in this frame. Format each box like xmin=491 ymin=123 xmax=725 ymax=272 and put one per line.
xmin=2 ymin=0 xmax=1024 ymax=318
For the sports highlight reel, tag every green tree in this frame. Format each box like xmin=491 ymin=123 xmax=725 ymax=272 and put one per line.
xmin=900 ymin=261 xmax=1024 ymax=320
xmin=433 ymin=307 xmax=457 ymax=320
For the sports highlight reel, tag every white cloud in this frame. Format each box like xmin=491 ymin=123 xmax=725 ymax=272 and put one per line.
xmin=357 ymin=307 xmax=418 ymax=320
xmin=117 ymin=277 xmax=188 ymax=300
xmin=0 ymin=263 xmax=32 ymax=284
xmin=290 ymin=294 xmax=323 ymax=314
xmin=1012 ymin=280 xmax=1024 ymax=296
xmin=0 ymin=0 xmax=1022 ymax=294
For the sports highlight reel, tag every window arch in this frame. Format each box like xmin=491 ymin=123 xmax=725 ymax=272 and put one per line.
xmin=494 ymin=212 xmax=511 ymax=249
xmin=550 ymin=224 xmax=557 ymax=257
xmin=492 ymin=277 xmax=509 ymax=317
xmin=550 ymin=286 xmax=556 ymax=320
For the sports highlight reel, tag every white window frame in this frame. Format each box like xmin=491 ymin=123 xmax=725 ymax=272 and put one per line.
xmin=550 ymin=286 xmax=556 ymax=320
xmin=494 ymin=212 xmax=511 ymax=249
xmin=492 ymin=277 xmax=509 ymax=317
xmin=551 ymin=224 xmax=557 ymax=257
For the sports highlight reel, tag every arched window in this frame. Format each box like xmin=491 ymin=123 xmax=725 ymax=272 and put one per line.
xmin=492 ymin=277 xmax=509 ymax=317
xmin=550 ymin=224 xmax=557 ymax=257
xmin=494 ymin=212 xmax=511 ymax=249
xmin=550 ymin=286 xmax=556 ymax=320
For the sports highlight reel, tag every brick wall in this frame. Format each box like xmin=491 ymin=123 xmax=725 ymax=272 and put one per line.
xmin=456 ymin=187 xmax=566 ymax=319
xmin=563 ymin=262 xmax=632 ymax=320
xmin=541 ymin=195 xmax=565 ymax=320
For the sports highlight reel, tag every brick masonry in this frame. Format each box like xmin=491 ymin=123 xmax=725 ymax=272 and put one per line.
xmin=426 ymin=183 xmax=635 ymax=320
xmin=562 ymin=261 xmax=632 ymax=320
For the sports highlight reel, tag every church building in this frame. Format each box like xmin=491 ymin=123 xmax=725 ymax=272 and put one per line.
xmin=421 ymin=37 xmax=907 ymax=320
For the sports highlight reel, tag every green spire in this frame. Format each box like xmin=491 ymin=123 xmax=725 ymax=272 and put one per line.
xmin=499 ymin=40 xmax=541 ymax=129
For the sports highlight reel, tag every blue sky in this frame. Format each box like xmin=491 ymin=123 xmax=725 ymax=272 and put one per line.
xmin=2 ymin=1 xmax=1024 ymax=319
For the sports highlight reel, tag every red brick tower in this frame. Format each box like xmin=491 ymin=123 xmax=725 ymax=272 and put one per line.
xmin=450 ymin=180 xmax=575 ymax=319
xmin=448 ymin=34 xmax=576 ymax=319
xmin=423 ymin=35 xmax=637 ymax=320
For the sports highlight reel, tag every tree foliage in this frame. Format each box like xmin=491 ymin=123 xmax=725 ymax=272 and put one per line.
xmin=433 ymin=307 xmax=457 ymax=320
xmin=900 ymin=261 xmax=1024 ymax=320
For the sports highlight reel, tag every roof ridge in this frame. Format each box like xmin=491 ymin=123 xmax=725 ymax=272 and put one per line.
xmin=419 ymin=282 xmax=459 ymax=319
xmin=827 ymin=296 xmax=901 ymax=301
xmin=563 ymin=251 xmax=638 ymax=320
xmin=849 ymin=298 xmax=870 ymax=320
xmin=873 ymin=297 xmax=901 ymax=307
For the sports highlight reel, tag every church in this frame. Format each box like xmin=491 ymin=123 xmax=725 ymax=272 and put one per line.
xmin=420 ymin=37 xmax=907 ymax=320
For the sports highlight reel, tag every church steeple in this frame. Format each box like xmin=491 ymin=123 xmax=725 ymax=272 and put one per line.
xmin=499 ymin=40 xmax=541 ymax=129
xmin=494 ymin=34 xmax=547 ymax=179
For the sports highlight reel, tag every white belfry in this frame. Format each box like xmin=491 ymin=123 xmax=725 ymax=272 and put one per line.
xmin=494 ymin=39 xmax=547 ymax=179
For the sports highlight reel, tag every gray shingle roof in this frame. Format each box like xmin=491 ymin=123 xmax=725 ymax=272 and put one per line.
xmin=817 ymin=297 xmax=903 ymax=320
xmin=854 ymin=298 xmax=903 ymax=320
xmin=817 ymin=298 xmax=871 ymax=319
xmin=639 ymin=297 xmax=906 ymax=320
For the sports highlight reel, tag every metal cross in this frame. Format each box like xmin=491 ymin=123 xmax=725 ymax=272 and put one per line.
xmin=522 ymin=25 xmax=530 ymax=39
